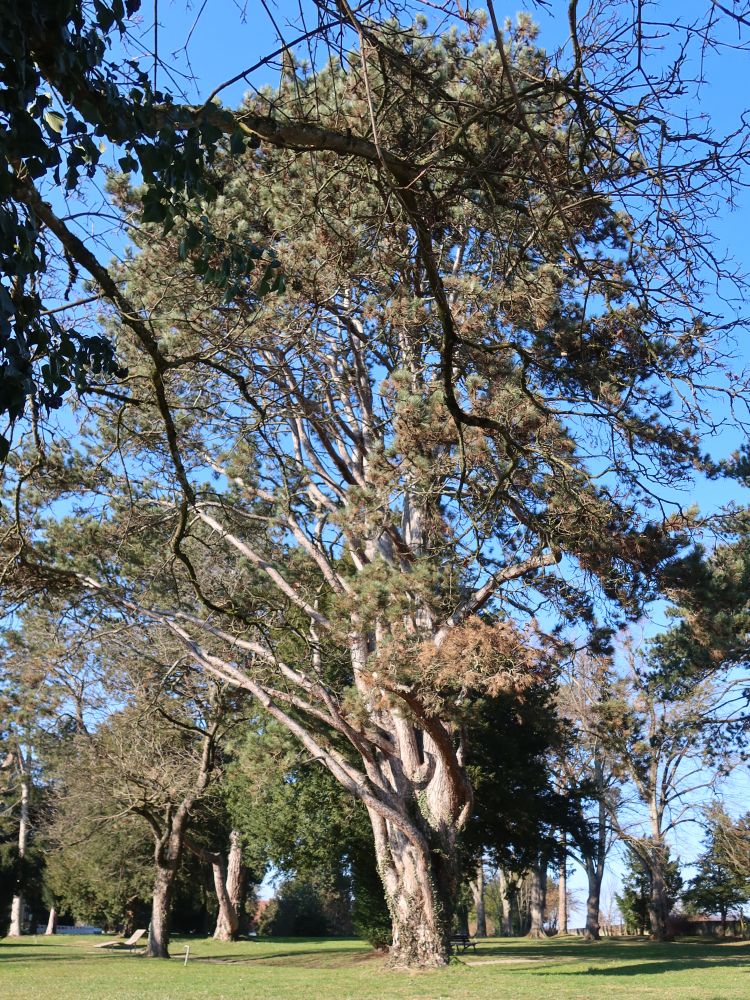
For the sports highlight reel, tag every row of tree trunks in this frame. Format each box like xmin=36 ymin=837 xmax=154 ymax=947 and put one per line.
xmin=450 ymin=843 xmax=669 ymax=944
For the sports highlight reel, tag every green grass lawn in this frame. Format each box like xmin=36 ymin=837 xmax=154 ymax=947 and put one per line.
xmin=1 ymin=934 xmax=749 ymax=1000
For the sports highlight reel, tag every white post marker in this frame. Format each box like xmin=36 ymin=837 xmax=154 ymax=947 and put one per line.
xmin=183 ymin=945 xmax=190 ymax=966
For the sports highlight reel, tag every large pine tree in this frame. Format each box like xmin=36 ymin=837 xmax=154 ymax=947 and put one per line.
xmin=3 ymin=19 xmax=743 ymax=966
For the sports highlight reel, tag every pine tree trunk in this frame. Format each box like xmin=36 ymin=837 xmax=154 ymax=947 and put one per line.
xmin=558 ymin=841 xmax=568 ymax=935
xmin=8 ymin=755 xmax=30 ymax=937
xmin=647 ymin=858 xmax=672 ymax=942
xmin=147 ymin=865 xmax=176 ymax=959
xmin=243 ymin=624 xmax=471 ymax=968
xmin=584 ymin=860 xmax=602 ymax=940
xmin=583 ymin=785 xmax=607 ymax=941
xmin=389 ymin=881 xmax=452 ymax=968
xmin=341 ymin=628 xmax=471 ymax=969
xmin=370 ymin=813 xmax=455 ymax=968
xmin=45 ymin=907 xmax=57 ymax=935
xmin=470 ymin=860 xmax=487 ymax=937
xmin=526 ymin=858 xmax=547 ymax=938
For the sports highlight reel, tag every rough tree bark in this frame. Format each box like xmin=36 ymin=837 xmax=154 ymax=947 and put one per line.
xmin=646 ymin=841 xmax=673 ymax=942
xmin=148 ymin=860 xmax=177 ymax=959
xmin=45 ymin=907 xmax=57 ymax=935
xmin=470 ymin=860 xmax=487 ymax=937
xmin=368 ymin=802 xmax=460 ymax=968
xmin=584 ymin=858 xmax=603 ymax=941
xmin=526 ymin=855 xmax=548 ymax=939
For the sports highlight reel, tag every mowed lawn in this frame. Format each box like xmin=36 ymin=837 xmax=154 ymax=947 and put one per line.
xmin=1 ymin=934 xmax=750 ymax=1000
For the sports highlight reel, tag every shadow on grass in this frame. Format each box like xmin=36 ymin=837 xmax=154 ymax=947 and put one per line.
xmin=0 ymin=947 xmax=362 ymax=967
xmin=190 ymin=944 xmax=371 ymax=968
xmin=469 ymin=939 xmax=642 ymax=962
xmin=491 ymin=941 xmax=750 ymax=981
xmin=3 ymin=935 xmax=748 ymax=976
xmin=0 ymin=942 xmax=69 ymax=949
xmin=467 ymin=938 xmax=750 ymax=978
xmin=0 ymin=950 xmax=117 ymax=963
xmin=577 ymin=956 xmax=750 ymax=978
xmin=474 ymin=939 xmax=748 ymax=959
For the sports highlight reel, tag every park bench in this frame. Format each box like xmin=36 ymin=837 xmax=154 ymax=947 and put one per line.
xmin=450 ymin=933 xmax=477 ymax=953
xmin=93 ymin=928 xmax=147 ymax=952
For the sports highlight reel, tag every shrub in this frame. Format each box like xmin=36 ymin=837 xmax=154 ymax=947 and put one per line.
xmin=258 ymin=879 xmax=329 ymax=937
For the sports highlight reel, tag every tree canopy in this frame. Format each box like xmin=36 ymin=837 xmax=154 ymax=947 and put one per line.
xmin=3 ymin=1 xmax=750 ymax=968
